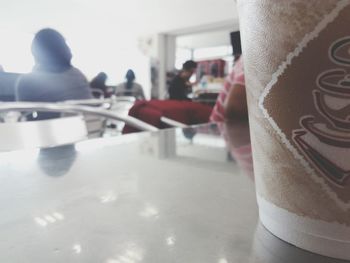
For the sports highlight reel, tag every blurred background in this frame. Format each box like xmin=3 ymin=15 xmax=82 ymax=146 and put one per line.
xmin=0 ymin=0 xmax=238 ymax=99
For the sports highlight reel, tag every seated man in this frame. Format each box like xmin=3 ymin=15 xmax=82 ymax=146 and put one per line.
xmin=90 ymin=72 xmax=111 ymax=98
xmin=16 ymin=28 xmax=92 ymax=120
xmin=168 ymin=60 xmax=197 ymax=100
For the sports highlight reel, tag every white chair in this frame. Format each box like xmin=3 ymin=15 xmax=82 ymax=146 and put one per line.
xmin=160 ymin=116 xmax=188 ymax=128
xmin=0 ymin=115 xmax=87 ymax=151
xmin=0 ymin=102 xmax=158 ymax=151
xmin=64 ymin=97 xmax=136 ymax=137
xmin=63 ymin=98 xmax=114 ymax=138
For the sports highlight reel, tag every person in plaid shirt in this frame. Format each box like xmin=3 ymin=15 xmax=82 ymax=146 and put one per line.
xmin=210 ymin=56 xmax=247 ymax=122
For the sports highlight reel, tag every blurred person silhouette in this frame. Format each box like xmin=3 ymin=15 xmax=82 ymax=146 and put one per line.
xmin=210 ymin=31 xmax=247 ymax=122
xmin=90 ymin=72 xmax=112 ymax=98
xmin=16 ymin=28 xmax=92 ymax=119
xmin=115 ymin=69 xmax=145 ymax=100
xmin=0 ymin=65 xmax=4 ymax=72
xmin=168 ymin=60 xmax=197 ymax=100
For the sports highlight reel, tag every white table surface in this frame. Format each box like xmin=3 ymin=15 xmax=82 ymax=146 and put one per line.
xmin=0 ymin=122 xmax=346 ymax=263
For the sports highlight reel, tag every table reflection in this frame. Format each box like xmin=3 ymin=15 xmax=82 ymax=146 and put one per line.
xmin=37 ymin=144 xmax=77 ymax=177
xmin=219 ymin=121 xmax=254 ymax=180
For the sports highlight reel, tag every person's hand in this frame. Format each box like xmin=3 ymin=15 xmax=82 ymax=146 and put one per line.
xmin=224 ymin=83 xmax=248 ymax=120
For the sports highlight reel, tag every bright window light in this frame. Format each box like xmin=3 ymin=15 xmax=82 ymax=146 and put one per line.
xmin=193 ymin=45 xmax=232 ymax=60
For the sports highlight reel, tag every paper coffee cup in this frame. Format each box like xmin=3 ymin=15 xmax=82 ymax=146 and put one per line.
xmin=237 ymin=0 xmax=350 ymax=259
xmin=250 ymin=223 xmax=346 ymax=263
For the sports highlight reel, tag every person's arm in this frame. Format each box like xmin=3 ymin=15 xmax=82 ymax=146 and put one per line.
xmin=138 ymin=84 xmax=146 ymax=100
xmin=223 ymin=83 xmax=248 ymax=120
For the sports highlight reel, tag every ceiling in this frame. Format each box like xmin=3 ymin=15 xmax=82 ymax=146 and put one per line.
xmin=0 ymin=0 xmax=238 ymax=36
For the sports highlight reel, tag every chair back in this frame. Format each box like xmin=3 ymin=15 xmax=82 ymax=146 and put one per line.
xmin=0 ymin=102 xmax=158 ymax=136
xmin=63 ymin=99 xmax=113 ymax=138
xmin=0 ymin=115 xmax=87 ymax=151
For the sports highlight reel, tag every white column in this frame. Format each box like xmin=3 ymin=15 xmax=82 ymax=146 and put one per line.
xmin=153 ymin=34 xmax=176 ymax=99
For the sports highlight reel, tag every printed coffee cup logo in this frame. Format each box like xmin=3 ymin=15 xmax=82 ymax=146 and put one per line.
xmin=260 ymin=1 xmax=350 ymax=208
xmin=294 ymin=37 xmax=350 ymax=185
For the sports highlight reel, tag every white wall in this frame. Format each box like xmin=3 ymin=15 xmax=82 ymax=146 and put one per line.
xmin=0 ymin=0 xmax=238 ymax=99
xmin=177 ymin=30 xmax=234 ymax=49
